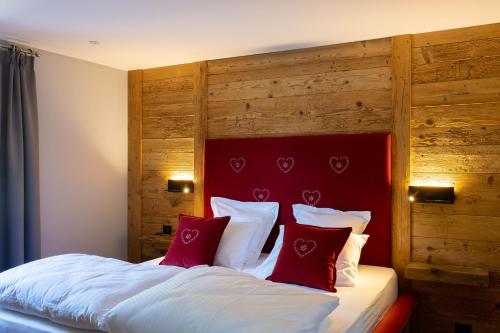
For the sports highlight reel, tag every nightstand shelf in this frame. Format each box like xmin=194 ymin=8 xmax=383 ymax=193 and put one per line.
xmin=139 ymin=235 xmax=173 ymax=262
xmin=405 ymin=262 xmax=489 ymax=287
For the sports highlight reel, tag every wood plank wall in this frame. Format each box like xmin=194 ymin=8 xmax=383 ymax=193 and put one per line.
xmin=129 ymin=23 xmax=500 ymax=332
xmin=206 ymin=39 xmax=393 ymax=138
xmin=139 ymin=63 xmax=197 ymax=260
xmin=410 ymin=23 xmax=500 ymax=332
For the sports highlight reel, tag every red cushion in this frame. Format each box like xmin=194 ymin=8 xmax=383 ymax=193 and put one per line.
xmin=160 ymin=214 xmax=230 ymax=268
xmin=267 ymin=223 xmax=351 ymax=292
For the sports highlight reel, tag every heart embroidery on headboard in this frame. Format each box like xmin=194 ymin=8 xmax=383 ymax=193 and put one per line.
xmin=252 ymin=188 xmax=270 ymax=202
xmin=181 ymin=229 xmax=199 ymax=245
xmin=229 ymin=157 xmax=246 ymax=173
xmin=293 ymin=238 xmax=317 ymax=258
xmin=302 ymin=190 xmax=321 ymax=206
xmin=276 ymin=157 xmax=295 ymax=173
xmin=329 ymin=156 xmax=349 ymax=174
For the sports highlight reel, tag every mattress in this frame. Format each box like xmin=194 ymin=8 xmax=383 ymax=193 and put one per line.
xmin=323 ymin=265 xmax=398 ymax=333
xmin=0 ymin=259 xmax=396 ymax=333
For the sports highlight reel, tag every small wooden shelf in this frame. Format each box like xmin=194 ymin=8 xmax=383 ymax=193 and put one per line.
xmin=405 ymin=262 xmax=489 ymax=287
xmin=139 ymin=235 xmax=173 ymax=261
xmin=139 ymin=234 xmax=173 ymax=245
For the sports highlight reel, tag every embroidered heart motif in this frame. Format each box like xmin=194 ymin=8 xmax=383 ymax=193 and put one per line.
xmin=302 ymin=190 xmax=321 ymax=206
xmin=329 ymin=156 xmax=349 ymax=174
xmin=181 ymin=229 xmax=199 ymax=245
xmin=253 ymin=188 xmax=270 ymax=202
xmin=276 ymin=157 xmax=295 ymax=173
xmin=229 ymin=157 xmax=246 ymax=173
xmin=293 ymin=238 xmax=317 ymax=258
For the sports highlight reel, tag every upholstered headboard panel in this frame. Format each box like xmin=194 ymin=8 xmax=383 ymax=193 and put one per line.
xmin=204 ymin=133 xmax=392 ymax=267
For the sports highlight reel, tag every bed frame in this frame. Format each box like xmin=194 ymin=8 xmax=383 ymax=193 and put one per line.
xmin=203 ymin=133 xmax=416 ymax=332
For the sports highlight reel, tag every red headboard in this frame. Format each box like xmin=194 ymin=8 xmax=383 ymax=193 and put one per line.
xmin=204 ymin=133 xmax=392 ymax=267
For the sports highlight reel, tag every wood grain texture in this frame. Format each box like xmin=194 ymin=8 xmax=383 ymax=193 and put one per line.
xmin=128 ymin=70 xmax=143 ymax=263
xmin=143 ymin=103 xmax=194 ymax=118
xmin=414 ymin=293 xmax=500 ymax=333
xmin=140 ymin=235 xmax=173 ymax=261
xmin=142 ymin=115 xmax=194 ymax=139
xmin=411 ymin=236 xmax=500 ymax=270
xmin=209 ymin=55 xmax=391 ymax=84
xmin=410 ymin=24 xmax=500 ymax=332
xmin=138 ymin=64 xmax=197 ymax=261
xmin=143 ymin=63 xmax=196 ymax=81
xmin=412 ymin=212 xmax=500 ymax=242
xmin=412 ymin=280 xmax=500 ymax=302
xmin=208 ymin=38 xmax=392 ymax=74
xmin=128 ymin=22 xmax=500 ymax=331
xmin=412 ymin=77 xmax=500 ymax=106
xmin=412 ymin=54 xmax=500 ymax=84
xmin=412 ymin=23 xmax=500 ymax=47
xmin=208 ymin=67 xmax=392 ymax=102
xmin=412 ymin=37 xmax=500 ymax=66
xmin=143 ymin=76 xmax=193 ymax=93
xmin=405 ymin=262 xmax=489 ymax=287
xmin=411 ymin=145 xmax=500 ymax=174
xmin=391 ymin=35 xmax=412 ymax=286
xmin=411 ymin=172 xmax=500 ymax=217
xmin=208 ymin=90 xmax=392 ymax=138
xmin=193 ymin=61 xmax=208 ymax=216
xmin=411 ymin=102 xmax=500 ymax=147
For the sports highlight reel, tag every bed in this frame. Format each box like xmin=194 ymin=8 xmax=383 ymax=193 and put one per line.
xmin=0 ymin=133 xmax=415 ymax=333
xmin=0 ymin=261 xmax=397 ymax=333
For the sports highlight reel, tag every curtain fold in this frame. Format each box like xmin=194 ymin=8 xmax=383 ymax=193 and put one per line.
xmin=0 ymin=47 xmax=41 ymax=271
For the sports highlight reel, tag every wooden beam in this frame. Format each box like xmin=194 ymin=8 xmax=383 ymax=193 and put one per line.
xmin=193 ymin=61 xmax=208 ymax=216
xmin=142 ymin=62 xmax=197 ymax=81
xmin=128 ymin=70 xmax=143 ymax=263
xmin=406 ymin=262 xmax=490 ymax=287
xmin=412 ymin=22 xmax=500 ymax=48
xmin=391 ymin=35 xmax=412 ymax=287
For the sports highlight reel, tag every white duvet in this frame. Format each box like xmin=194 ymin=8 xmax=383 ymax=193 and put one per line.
xmin=0 ymin=254 xmax=340 ymax=333
xmin=105 ymin=266 xmax=339 ymax=333
xmin=0 ymin=254 xmax=183 ymax=330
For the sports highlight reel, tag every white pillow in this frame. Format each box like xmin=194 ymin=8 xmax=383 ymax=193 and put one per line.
xmin=335 ymin=233 xmax=369 ymax=286
xmin=252 ymin=225 xmax=285 ymax=279
xmin=292 ymin=204 xmax=371 ymax=234
xmin=214 ymin=222 xmax=260 ymax=270
xmin=254 ymin=225 xmax=369 ymax=287
xmin=211 ymin=197 xmax=279 ymax=265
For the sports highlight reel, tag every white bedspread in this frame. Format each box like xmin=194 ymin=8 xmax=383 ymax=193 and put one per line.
xmin=0 ymin=254 xmax=183 ymax=330
xmin=105 ymin=266 xmax=339 ymax=333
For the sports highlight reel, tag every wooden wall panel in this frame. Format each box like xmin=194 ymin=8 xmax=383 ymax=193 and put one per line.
xmin=208 ymin=38 xmax=391 ymax=74
xmin=129 ymin=22 xmax=500 ymax=331
xmin=139 ymin=64 xmax=197 ymax=249
xmin=193 ymin=61 xmax=208 ymax=216
xmin=410 ymin=23 xmax=500 ymax=333
xmin=207 ymin=38 xmax=393 ymax=140
xmin=391 ymin=35 xmax=412 ymax=286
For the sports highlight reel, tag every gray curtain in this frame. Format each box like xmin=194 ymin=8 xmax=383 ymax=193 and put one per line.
xmin=0 ymin=47 xmax=40 ymax=271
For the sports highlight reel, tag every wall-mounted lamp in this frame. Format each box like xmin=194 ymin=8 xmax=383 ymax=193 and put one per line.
xmin=167 ymin=180 xmax=194 ymax=193
xmin=408 ymin=186 xmax=454 ymax=204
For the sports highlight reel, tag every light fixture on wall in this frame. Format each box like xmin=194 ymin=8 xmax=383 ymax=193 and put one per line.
xmin=167 ymin=179 xmax=194 ymax=193
xmin=408 ymin=186 xmax=454 ymax=204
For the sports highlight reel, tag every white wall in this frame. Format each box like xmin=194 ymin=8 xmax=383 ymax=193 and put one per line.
xmin=35 ymin=50 xmax=128 ymax=260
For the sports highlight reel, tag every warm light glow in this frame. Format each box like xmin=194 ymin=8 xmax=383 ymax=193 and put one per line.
xmin=410 ymin=179 xmax=453 ymax=187
xmin=183 ymin=186 xmax=190 ymax=194
xmin=408 ymin=195 xmax=415 ymax=202
xmin=171 ymin=172 xmax=194 ymax=181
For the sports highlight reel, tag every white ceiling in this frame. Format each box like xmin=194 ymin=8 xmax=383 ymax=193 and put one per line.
xmin=1 ymin=0 xmax=499 ymax=70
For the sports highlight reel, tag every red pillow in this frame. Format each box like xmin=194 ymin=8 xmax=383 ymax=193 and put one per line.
xmin=160 ymin=214 xmax=230 ymax=268
xmin=267 ymin=223 xmax=351 ymax=292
